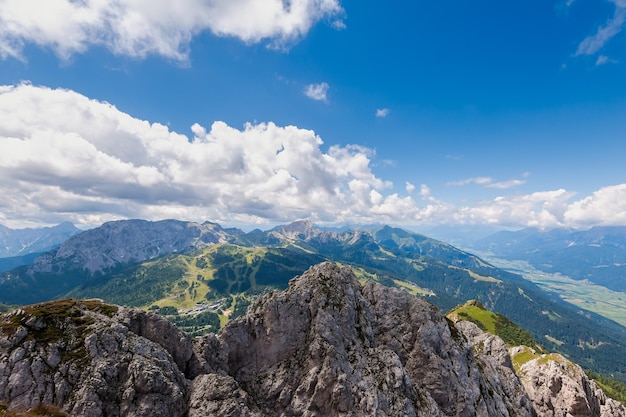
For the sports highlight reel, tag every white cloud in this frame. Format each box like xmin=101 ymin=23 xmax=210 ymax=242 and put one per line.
xmin=0 ymin=83 xmax=399 ymax=227
xmin=576 ymin=2 xmax=626 ymax=56
xmin=447 ymin=176 xmax=526 ymax=189
xmin=375 ymin=108 xmax=390 ymax=118
xmin=0 ymin=0 xmax=345 ymax=61
xmin=304 ymin=82 xmax=329 ymax=102
xmin=447 ymin=177 xmax=493 ymax=187
xmin=595 ymin=55 xmax=618 ymax=65
xmin=2 ymin=83 xmax=626 ymax=230
xmin=487 ymin=179 xmax=526 ymax=189
xmin=564 ymin=184 xmax=626 ymax=226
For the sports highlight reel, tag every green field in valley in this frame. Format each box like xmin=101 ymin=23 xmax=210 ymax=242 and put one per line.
xmin=480 ymin=256 xmax=626 ymax=328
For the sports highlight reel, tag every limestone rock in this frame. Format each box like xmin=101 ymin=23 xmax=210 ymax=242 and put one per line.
xmin=0 ymin=300 xmax=189 ymax=416
xmin=193 ymin=262 xmax=536 ymax=416
xmin=516 ymin=350 xmax=626 ymax=417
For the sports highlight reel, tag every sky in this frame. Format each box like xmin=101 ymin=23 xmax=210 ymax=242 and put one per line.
xmin=0 ymin=0 xmax=625 ymax=232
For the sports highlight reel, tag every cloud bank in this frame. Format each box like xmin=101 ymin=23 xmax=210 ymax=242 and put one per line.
xmin=1 ymin=83 xmax=625 ymax=230
xmin=0 ymin=0 xmax=345 ymax=61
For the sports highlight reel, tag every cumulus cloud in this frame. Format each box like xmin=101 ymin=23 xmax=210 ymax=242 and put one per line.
xmin=0 ymin=0 xmax=345 ymax=61
xmin=0 ymin=83 xmax=407 ymax=228
xmin=2 ymin=83 xmax=626 ymax=230
xmin=375 ymin=108 xmax=390 ymax=118
xmin=564 ymin=184 xmax=626 ymax=226
xmin=304 ymin=82 xmax=329 ymax=102
xmin=456 ymin=190 xmax=576 ymax=229
xmin=576 ymin=2 xmax=626 ymax=57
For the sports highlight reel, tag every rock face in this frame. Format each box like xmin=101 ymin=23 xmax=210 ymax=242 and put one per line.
xmin=0 ymin=262 xmax=624 ymax=416
xmin=194 ymin=263 xmax=533 ymax=417
xmin=0 ymin=300 xmax=190 ymax=417
xmin=512 ymin=348 xmax=626 ymax=417
xmin=30 ymin=219 xmax=235 ymax=276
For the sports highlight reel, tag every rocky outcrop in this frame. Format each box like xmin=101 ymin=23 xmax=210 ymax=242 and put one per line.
xmin=0 ymin=262 xmax=624 ymax=416
xmin=0 ymin=300 xmax=190 ymax=417
xmin=188 ymin=262 xmax=535 ymax=417
xmin=512 ymin=348 xmax=626 ymax=417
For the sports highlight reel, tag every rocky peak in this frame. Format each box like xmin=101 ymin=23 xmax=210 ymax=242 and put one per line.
xmin=269 ymin=220 xmax=315 ymax=240
xmin=26 ymin=219 xmax=235 ymax=276
xmin=193 ymin=262 xmax=536 ymax=416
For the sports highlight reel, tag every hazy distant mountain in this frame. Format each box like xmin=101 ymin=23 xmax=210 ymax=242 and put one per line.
xmin=0 ymin=222 xmax=80 ymax=258
xmin=0 ymin=252 xmax=44 ymax=273
xmin=473 ymin=226 xmax=626 ymax=292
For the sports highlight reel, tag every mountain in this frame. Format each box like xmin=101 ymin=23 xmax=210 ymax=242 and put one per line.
xmin=0 ymin=252 xmax=44 ymax=273
xmin=1 ymin=263 xmax=623 ymax=417
xmin=472 ymin=226 xmax=626 ymax=292
xmin=0 ymin=219 xmax=243 ymax=304
xmin=0 ymin=222 xmax=80 ymax=258
xmin=2 ymin=219 xmax=626 ymax=384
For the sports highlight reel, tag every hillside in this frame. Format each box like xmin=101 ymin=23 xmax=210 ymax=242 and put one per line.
xmin=449 ymin=300 xmax=626 ymax=409
xmin=1 ymin=263 xmax=624 ymax=417
xmin=1 ymin=219 xmax=626 ymax=384
xmin=447 ymin=300 xmax=541 ymax=351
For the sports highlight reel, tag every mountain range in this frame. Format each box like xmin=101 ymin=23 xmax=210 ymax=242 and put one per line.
xmin=1 ymin=219 xmax=626 ymax=384
xmin=0 ymin=222 xmax=81 ymax=272
xmin=472 ymin=226 xmax=626 ymax=292
xmin=0 ymin=222 xmax=80 ymax=258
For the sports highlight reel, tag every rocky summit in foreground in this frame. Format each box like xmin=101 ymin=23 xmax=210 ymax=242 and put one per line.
xmin=0 ymin=262 xmax=624 ymax=416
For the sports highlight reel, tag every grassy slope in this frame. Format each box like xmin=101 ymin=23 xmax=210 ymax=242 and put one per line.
xmin=447 ymin=300 xmax=541 ymax=350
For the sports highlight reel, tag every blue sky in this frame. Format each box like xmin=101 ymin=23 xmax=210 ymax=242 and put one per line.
xmin=0 ymin=0 xmax=625 ymax=231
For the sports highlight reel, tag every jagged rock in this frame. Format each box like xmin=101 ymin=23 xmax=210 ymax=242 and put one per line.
xmin=515 ymin=349 xmax=626 ymax=417
xmin=189 ymin=374 xmax=261 ymax=417
xmin=455 ymin=321 xmax=535 ymax=417
xmin=192 ymin=262 xmax=535 ymax=416
xmin=0 ymin=300 xmax=190 ymax=416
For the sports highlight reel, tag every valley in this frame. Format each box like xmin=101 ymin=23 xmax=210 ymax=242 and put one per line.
xmin=478 ymin=255 xmax=626 ymax=328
